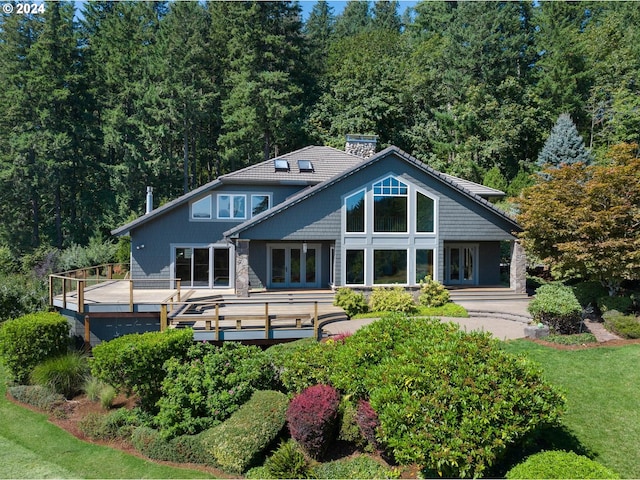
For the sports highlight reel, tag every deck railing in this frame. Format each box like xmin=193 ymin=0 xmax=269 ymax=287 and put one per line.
xmin=49 ymin=263 xmax=181 ymax=314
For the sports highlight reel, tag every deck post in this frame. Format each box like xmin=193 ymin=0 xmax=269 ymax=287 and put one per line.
xmin=160 ymin=303 xmax=167 ymax=332
xmin=215 ymin=304 xmax=220 ymax=340
xmin=265 ymin=302 xmax=270 ymax=339
xmin=84 ymin=315 xmax=91 ymax=351
xmin=48 ymin=275 xmax=53 ymax=307
xmin=129 ymin=280 xmax=134 ymax=313
xmin=62 ymin=278 xmax=67 ymax=309
xmin=177 ymin=279 xmax=181 ymax=301
xmin=314 ymin=301 xmax=319 ymax=339
xmin=107 ymin=264 xmax=113 ymax=279
xmin=78 ymin=280 xmax=85 ymax=314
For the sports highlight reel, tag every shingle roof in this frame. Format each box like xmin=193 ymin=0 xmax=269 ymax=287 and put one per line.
xmin=440 ymin=173 xmax=505 ymax=198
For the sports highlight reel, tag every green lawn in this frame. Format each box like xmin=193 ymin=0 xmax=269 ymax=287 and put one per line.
xmin=503 ymin=340 xmax=640 ymax=478
xmin=0 ymin=364 xmax=213 ymax=479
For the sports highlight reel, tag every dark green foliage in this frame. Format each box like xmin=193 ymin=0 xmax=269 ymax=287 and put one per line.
xmin=506 ymin=450 xmax=619 ymax=479
xmin=30 ymin=352 xmax=89 ymax=399
xmin=330 ymin=315 xmax=565 ymax=478
xmin=333 ymin=287 xmax=369 ymax=317
xmin=0 ymin=312 xmax=70 ymax=384
xmin=263 ymin=440 xmax=312 ymax=479
xmin=154 ymin=342 xmax=276 ymax=438
xmin=313 ymin=455 xmax=394 ymax=479
xmin=482 ymin=165 xmax=508 ymax=192
xmin=597 ymin=295 xmax=633 ymax=314
xmin=572 ymin=281 xmax=608 ymax=308
xmin=537 ymin=113 xmax=593 ymax=168
xmin=201 ymin=390 xmax=289 ymax=474
xmin=0 ymin=274 xmax=48 ymax=324
xmin=79 ymin=408 xmax=141 ymax=441
xmin=286 ymin=384 xmax=341 ymax=460
xmin=131 ymin=426 xmax=212 ymax=465
xmin=528 ymin=283 xmax=584 ymax=334
xmin=8 ymin=385 xmax=66 ymax=412
xmin=89 ymin=329 xmax=193 ymax=411
xmin=337 ymin=397 xmax=366 ymax=447
xmin=368 ymin=286 xmax=417 ymax=314
xmin=265 ymin=338 xmax=333 ymax=394
xmin=604 ymin=314 xmax=640 ymax=339
xmin=418 ymin=277 xmax=450 ymax=307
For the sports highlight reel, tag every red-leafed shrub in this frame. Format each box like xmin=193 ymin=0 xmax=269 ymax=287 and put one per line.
xmin=356 ymin=400 xmax=382 ymax=450
xmin=286 ymin=384 xmax=340 ymax=460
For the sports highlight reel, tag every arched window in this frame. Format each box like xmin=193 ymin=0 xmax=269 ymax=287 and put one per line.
xmin=373 ymin=176 xmax=408 ymax=232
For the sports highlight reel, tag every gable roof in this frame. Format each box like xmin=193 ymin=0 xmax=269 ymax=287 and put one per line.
xmin=224 ymin=146 xmax=520 ymax=238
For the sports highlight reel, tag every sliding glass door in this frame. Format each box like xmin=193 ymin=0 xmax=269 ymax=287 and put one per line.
xmin=174 ymin=246 xmax=231 ymax=288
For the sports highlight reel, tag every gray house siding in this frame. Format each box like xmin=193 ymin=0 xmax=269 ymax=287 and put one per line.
xmin=478 ymin=242 xmax=502 ymax=285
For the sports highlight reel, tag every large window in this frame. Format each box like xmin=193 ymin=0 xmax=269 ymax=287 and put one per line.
xmin=192 ymin=195 xmax=212 ymax=219
xmin=217 ymin=194 xmax=246 ymax=219
xmin=251 ymin=194 xmax=270 ymax=217
xmin=345 ymin=250 xmax=365 ymax=285
xmin=416 ymin=249 xmax=434 ymax=282
xmin=373 ymin=177 xmax=408 ymax=232
xmin=416 ymin=192 xmax=435 ymax=232
xmin=374 ymin=250 xmax=407 ymax=284
xmin=345 ymin=190 xmax=365 ymax=232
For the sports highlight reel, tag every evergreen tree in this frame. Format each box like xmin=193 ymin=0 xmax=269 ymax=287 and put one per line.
xmin=537 ymin=113 xmax=593 ymax=169
xmin=372 ymin=0 xmax=401 ymax=32
xmin=333 ymin=0 xmax=371 ymax=39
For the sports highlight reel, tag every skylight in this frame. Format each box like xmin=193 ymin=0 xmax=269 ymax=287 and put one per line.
xmin=298 ymin=159 xmax=314 ymax=172
xmin=274 ymin=159 xmax=289 ymax=172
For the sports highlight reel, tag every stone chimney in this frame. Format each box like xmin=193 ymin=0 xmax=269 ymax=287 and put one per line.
xmin=145 ymin=186 xmax=154 ymax=214
xmin=345 ymin=134 xmax=378 ymax=159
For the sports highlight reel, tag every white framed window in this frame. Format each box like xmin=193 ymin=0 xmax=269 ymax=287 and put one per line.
xmin=345 ymin=189 xmax=365 ymax=233
xmin=251 ymin=194 xmax=270 ymax=217
xmin=217 ymin=194 xmax=246 ymax=219
xmin=345 ymin=249 xmax=365 ymax=285
xmin=416 ymin=249 xmax=434 ymax=282
xmin=373 ymin=176 xmax=408 ymax=233
xmin=373 ymin=249 xmax=408 ymax=284
xmin=191 ymin=195 xmax=212 ymax=220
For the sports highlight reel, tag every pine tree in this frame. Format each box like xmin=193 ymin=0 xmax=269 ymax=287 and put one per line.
xmin=372 ymin=0 xmax=401 ymax=32
xmin=333 ymin=0 xmax=371 ymax=39
xmin=537 ymin=113 xmax=593 ymax=168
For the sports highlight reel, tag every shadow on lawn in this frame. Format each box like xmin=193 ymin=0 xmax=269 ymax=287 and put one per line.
xmin=489 ymin=423 xmax=593 ymax=478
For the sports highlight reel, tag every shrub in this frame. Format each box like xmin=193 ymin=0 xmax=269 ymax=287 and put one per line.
xmin=287 ymin=384 xmax=341 ymax=460
xmin=155 ymin=342 xmax=276 ymax=438
xmin=418 ymin=277 xmax=450 ymax=307
xmin=131 ymin=426 xmax=212 ymax=464
xmin=418 ymin=302 xmax=468 ymax=318
xmin=356 ymin=400 xmax=382 ymax=451
xmin=265 ymin=338 xmax=333 ymax=394
xmin=506 ymin=450 xmax=619 ymax=479
xmin=334 ymin=287 xmax=369 ymax=317
xmin=79 ymin=408 xmax=141 ymax=441
xmin=330 ymin=315 xmax=566 ymax=478
xmin=30 ymin=352 xmax=89 ymax=398
xmin=337 ymin=398 xmax=365 ymax=447
xmin=572 ymin=281 xmax=608 ymax=308
xmin=0 ymin=312 xmax=70 ymax=384
xmin=8 ymin=385 xmax=66 ymax=412
xmin=202 ymin=390 xmax=289 ymax=474
xmin=263 ymin=440 xmax=312 ymax=479
xmin=0 ymin=245 xmax=19 ymax=275
xmin=604 ymin=314 xmax=640 ymax=339
xmin=89 ymin=328 xmax=193 ymax=411
xmin=598 ymin=295 xmax=633 ymax=314
xmin=0 ymin=274 xmax=48 ymax=324
xmin=544 ymin=333 xmax=598 ymax=345
xmin=528 ymin=283 xmax=583 ymax=334
xmin=368 ymin=286 xmax=417 ymax=314
xmin=100 ymin=384 xmax=117 ymax=409
xmin=313 ymin=455 xmax=396 ymax=479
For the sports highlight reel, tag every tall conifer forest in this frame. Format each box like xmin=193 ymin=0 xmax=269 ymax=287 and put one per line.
xmin=0 ymin=0 xmax=638 ymax=254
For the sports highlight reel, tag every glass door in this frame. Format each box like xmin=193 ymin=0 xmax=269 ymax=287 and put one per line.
xmin=175 ymin=246 xmax=231 ymax=288
xmin=269 ymin=244 xmax=319 ymax=288
xmin=446 ymin=245 xmax=477 ymax=285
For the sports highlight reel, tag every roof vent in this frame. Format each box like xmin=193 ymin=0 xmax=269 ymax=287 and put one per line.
xmin=274 ymin=158 xmax=290 ymax=172
xmin=298 ymin=159 xmax=314 ymax=172
xmin=345 ymin=134 xmax=378 ymax=159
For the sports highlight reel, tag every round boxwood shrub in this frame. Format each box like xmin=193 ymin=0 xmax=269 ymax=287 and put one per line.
xmin=528 ymin=283 xmax=583 ymax=334
xmin=368 ymin=286 xmax=417 ymax=314
xmin=597 ymin=295 xmax=633 ymax=314
xmin=0 ymin=312 xmax=70 ymax=384
xmin=333 ymin=288 xmax=368 ymax=317
xmin=506 ymin=450 xmax=619 ymax=479
xmin=418 ymin=277 xmax=450 ymax=307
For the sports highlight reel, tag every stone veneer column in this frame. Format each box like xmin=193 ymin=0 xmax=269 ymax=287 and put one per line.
xmin=235 ymin=239 xmax=250 ymax=297
xmin=510 ymin=240 xmax=527 ymax=294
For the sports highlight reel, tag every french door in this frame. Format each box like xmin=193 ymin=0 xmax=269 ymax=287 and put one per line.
xmin=445 ymin=244 xmax=477 ymax=285
xmin=174 ymin=246 xmax=231 ymax=288
xmin=269 ymin=244 xmax=320 ymax=288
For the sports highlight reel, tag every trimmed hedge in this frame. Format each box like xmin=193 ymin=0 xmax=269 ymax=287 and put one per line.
xmin=329 ymin=314 xmax=565 ymax=478
xmin=202 ymin=390 xmax=289 ymax=474
xmin=313 ymin=455 xmax=394 ymax=479
xmin=369 ymin=286 xmax=417 ymax=314
xmin=287 ymin=384 xmax=340 ymax=460
xmin=604 ymin=314 xmax=640 ymax=339
xmin=89 ymin=328 xmax=193 ymax=411
xmin=0 ymin=312 xmax=70 ymax=384
xmin=528 ymin=283 xmax=583 ymax=334
xmin=131 ymin=426 xmax=212 ymax=465
xmin=598 ymin=295 xmax=633 ymax=314
xmin=506 ymin=450 xmax=619 ymax=479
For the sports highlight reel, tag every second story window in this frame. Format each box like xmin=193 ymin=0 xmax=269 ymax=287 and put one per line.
xmin=217 ymin=194 xmax=246 ymax=220
xmin=373 ymin=176 xmax=408 ymax=233
xmin=251 ymin=194 xmax=270 ymax=217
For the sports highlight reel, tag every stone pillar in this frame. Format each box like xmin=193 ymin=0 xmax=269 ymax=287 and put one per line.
xmin=510 ymin=240 xmax=527 ymax=294
xmin=235 ymin=239 xmax=250 ymax=297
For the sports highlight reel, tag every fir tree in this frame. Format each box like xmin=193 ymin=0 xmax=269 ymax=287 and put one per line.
xmin=537 ymin=113 xmax=593 ymax=168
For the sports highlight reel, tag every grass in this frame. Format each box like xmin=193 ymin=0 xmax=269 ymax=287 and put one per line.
xmin=0 ymin=363 xmax=213 ymax=479
xmin=503 ymin=340 xmax=640 ymax=478
xmin=353 ymin=302 xmax=468 ymax=319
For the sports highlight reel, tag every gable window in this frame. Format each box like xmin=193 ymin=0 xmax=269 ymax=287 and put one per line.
xmin=373 ymin=176 xmax=407 ymax=232
xmin=217 ymin=194 xmax=246 ymax=219
xmin=192 ymin=195 xmax=212 ymax=219
xmin=345 ymin=189 xmax=365 ymax=232
xmin=251 ymin=194 xmax=270 ymax=217
xmin=416 ymin=192 xmax=435 ymax=232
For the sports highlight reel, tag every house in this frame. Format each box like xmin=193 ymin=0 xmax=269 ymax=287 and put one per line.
xmin=111 ymin=137 xmax=526 ymax=296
